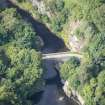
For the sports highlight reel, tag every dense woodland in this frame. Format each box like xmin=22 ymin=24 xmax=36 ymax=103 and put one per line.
xmin=0 ymin=6 xmax=44 ymax=105
xmin=0 ymin=0 xmax=105 ymax=105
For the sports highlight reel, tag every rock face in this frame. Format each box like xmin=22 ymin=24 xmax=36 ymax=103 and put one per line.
xmin=63 ymin=81 xmax=85 ymax=105
xmin=69 ymin=35 xmax=84 ymax=52
xmin=63 ymin=81 xmax=72 ymax=98
xmin=29 ymin=0 xmax=51 ymax=18
xmin=65 ymin=21 xmax=85 ymax=52
xmin=29 ymin=1 xmax=84 ymax=53
xmin=30 ymin=0 xmax=46 ymax=14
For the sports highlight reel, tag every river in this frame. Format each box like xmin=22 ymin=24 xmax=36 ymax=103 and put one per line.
xmin=5 ymin=1 xmax=79 ymax=105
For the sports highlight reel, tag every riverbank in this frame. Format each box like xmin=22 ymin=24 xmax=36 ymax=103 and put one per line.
xmin=37 ymin=58 xmax=79 ymax=105
xmin=63 ymin=81 xmax=84 ymax=105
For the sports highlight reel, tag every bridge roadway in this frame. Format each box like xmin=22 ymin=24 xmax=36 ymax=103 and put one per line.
xmin=42 ymin=52 xmax=83 ymax=59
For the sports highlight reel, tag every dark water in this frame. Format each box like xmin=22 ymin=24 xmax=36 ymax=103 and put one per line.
xmin=5 ymin=0 xmax=68 ymax=53
xmin=4 ymin=1 xmax=79 ymax=105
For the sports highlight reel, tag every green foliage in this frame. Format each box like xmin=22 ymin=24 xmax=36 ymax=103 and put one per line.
xmin=82 ymin=84 xmax=95 ymax=105
xmin=43 ymin=0 xmax=69 ymax=33
xmin=54 ymin=0 xmax=65 ymax=12
xmin=40 ymin=14 xmax=50 ymax=23
xmin=65 ymin=0 xmax=103 ymax=19
xmin=60 ymin=57 xmax=80 ymax=80
xmin=43 ymin=0 xmax=105 ymax=104
xmin=85 ymin=33 xmax=105 ymax=58
xmin=0 ymin=8 xmax=41 ymax=49
xmin=60 ymin=30 xmax=105 ymax=105
xmin=0 ymin=0 xmax=105 ymax=105
xmin=0 ymin=83 xmax=20 ymax=105
xmin=0 ymin=59 xmax=6 ymax=75
xmin=74 ymin=22 xmax=98 ymax=39
xmin=0 ymin=8 xmax=44 ymax=105
xmin=44 ymin=0 xmax=64 ymax=12
xmin=60 ymin=44 xmax=105 ymax=105
xmin=17 ymin=0 xmax=26 ymax=2
xmin=13 ymin=21 xmax=37 ymax=48
xmin=91 ymin=4 xmax=105 ymax=32
xmin=6 ymin=46 xmax=43 ymax=99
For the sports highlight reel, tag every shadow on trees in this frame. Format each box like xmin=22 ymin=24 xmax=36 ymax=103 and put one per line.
xmin=6 ymin=0 xmax=68 ymax=53
xmin=28 ymin=91 xmax=44 ymax=104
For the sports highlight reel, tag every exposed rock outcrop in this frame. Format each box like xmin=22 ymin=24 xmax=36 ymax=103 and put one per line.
xmin=65 ymin=21 xmax=85 ymax=52
xmin=63 ymin=81 xmax=85 ymax=105
xmin=30 ymin=0 xmax=46 ymax=14
xmin=29 ymin=0 xmax=51 ymax=17
xmin=69 ymin=35 xmax=84 ymax=52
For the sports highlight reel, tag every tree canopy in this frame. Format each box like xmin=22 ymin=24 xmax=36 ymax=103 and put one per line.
xmin=0 ymin=7 xmax=44 ymax=105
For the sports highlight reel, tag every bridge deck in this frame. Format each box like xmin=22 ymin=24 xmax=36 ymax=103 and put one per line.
xmin=42 ymin=52 xmax=83 ymax=59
